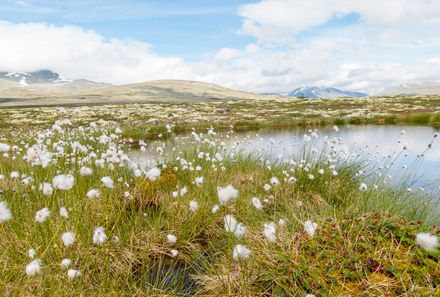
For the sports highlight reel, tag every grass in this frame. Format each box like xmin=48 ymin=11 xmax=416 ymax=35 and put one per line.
xmin=0 ymin=121 xmax=439 ymax=296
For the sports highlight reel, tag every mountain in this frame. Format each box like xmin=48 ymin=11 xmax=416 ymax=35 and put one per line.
xmin=378 ymin=82 xmax=440 ymax=96
xmin=288 ymin=86 xmax=367 ymax=99
xmin=0 ymin=71 xmax=287 ymax=107
xmin=0 ymin=70 xmax=110 ymax=92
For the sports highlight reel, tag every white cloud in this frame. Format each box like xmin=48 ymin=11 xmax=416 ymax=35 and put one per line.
xmin=238 ymin=0 xmax=440 ymax=43
xmin=1 ymin=1 xmax=440 ymax=96
xmin=0 ymin=21 xmax=193 ymax=84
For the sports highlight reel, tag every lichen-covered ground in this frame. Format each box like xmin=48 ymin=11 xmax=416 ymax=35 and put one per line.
xmin=1 ymin=96 xmax=439 ymax=138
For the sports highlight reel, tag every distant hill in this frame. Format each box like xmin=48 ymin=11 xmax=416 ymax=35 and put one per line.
xmin=378 ymin=82 xmax=440 ymax=96
xmin=0 ymin=70 xmax=287 ymax=107
xmin=288 ymin=86 xmax=367 ymax=99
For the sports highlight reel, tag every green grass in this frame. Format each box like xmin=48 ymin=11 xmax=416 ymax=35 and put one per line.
xmin=0 ymin=125 xmax=439 ymax=296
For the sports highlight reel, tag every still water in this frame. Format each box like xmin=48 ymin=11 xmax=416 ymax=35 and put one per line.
xmin=131 ymin=125 xmax=440 ymax=194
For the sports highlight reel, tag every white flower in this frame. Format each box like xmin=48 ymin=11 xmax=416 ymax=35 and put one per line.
xmin=61 ymin=232 xmax=75 ymax=247
xmin=189 ymin=200 xmax=199 ymax=212
xmin=93 ymin=226 xmax=108 ymax=245
xmin=0 ymin=201 xmax=12 ymax=222
xmin=35 ymin=207 xmax=50 ymax=223
xmin=234 ymin=223 xmax=246 ymax=238
xmin=167 ymin=234 xmax=177 ymax=244
xmin=194 ymin=176 xmax=204 ymax=186
xmin=288 ymin=176 xmax=297 ymax=184
xmin=59 ymin=207 xmax=69 ymax=218
xmin=270 ymin=177 xmax=280 ymax=185
xmin=26 ymin=259 xmax=42 ymax=276
xmin=318 ymin=169 xmax=325 ymax=175
xmin=416 ymin=232 xmax=438 ymax=251
xmin=264 ymin=222 xmax=277 ymax=242
xmin=224 ymin=215 xmax=238 ymax=232
xmin=10 ymin=171 xmax=20 ymax=179
xmin=306 ymin=294 xmax=316 ymax=297
xmin=79 ymin=166 xmax=93 ymax=176
xmin=278 ymin=219 xmax=286 ymax=227
xmin=61 ymin=258 xmax=71 ymax=268
xmin=170 ymin=249 xmax=179 ymax=257
xmin=232 ymin=244 xmax=251 ymax=261
xmin=101 ymin=176 xmax=114 ymax=188
xmin=67 ymin=269 xmax=81 ymax=280
xmin=146 ymin=167 xmax=161 ymax=181
xmin=304 ymin=220 xmax=318 ymax=237
xmin=172 ymin=191 xmax=178 ymax=198
xmin=28 ymin=248 xmax=36 ymax=259
xmin=86 ymin=188 xmax=101 ymax=199
xmin=263 ymin=184 xmax=272 ymax=191
xmin=251 ymin=197 xmax=263 ymax=209
xmin=40 ymin=182 xmax=53 ymax=196
xmin=53 ymin=174 xmax=75 ymax=190
xmin=359 ymin=183 xmax=368 ymax=191
xmin=308 ymin=174 xmax=315 ymax=180
xmin=180 ymin=186 xmax=188 ymax=196
xmin=0 ymin=143 xmax=10 ymax=152
xmin=217 ymin=185 xmax=238 ymax=205
xmin=211 ymin=204 xmax=220 ymax=213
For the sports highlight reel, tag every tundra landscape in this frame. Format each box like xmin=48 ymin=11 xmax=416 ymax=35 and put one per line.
xmin=1 ymin=1 xmax=440 ymax=296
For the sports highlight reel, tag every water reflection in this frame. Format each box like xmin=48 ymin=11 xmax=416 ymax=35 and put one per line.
xmin=130 ymin=125 xmax=440 ymax=194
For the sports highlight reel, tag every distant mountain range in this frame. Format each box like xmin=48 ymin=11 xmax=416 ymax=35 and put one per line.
xmin=1 ymin=69 xmax=440 ymax=107
xmin=376 ymin=82 xmax=440 ymax=96
xmin=0 ymin=70 xmax=282 ymax=107
xmin=288 ymin=86 xmax=368 ymax=99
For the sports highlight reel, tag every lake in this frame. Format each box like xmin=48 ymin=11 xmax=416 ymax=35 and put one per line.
xmin=130 ymin=125 xmax=440 ymax=195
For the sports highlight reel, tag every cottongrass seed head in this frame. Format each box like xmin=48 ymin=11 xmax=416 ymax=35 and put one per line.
xmin=416 ymin=232 xmax=439 ymax=251
xmin=217 ymin=185 xmax=238 ymax=205
xmin=93 ymin=226 xmax=108 ymax=245
xmin=0 ymin=201 xmax=12 ymax=222
xmin=26 ymin=259 xmax=42 ymax=276
xmin=232 ymin=244 xmax=251 ymax=261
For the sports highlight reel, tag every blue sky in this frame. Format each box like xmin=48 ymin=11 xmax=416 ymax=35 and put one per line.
xmin=0 ymin=0 xmax=256 ymax=59
xmin=0 ymin=0 xmax=440 ymax=93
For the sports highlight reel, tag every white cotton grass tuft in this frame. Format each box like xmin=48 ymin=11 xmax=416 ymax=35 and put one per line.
xmin=61 ymin=231 xmax=75 ymax=247
xmin=251 ymin=197 xmax=263 ymax=209
xmin=224 ymin=215 xmax=238 ymax=233
xmin=167 ymin=234 xmax=177 ymax=244
xmin=189 ymin=200 xmax=199 ymax=212
xmin=28 ymin=248 xmax=36 ymax=259
xmin=304 ymin=220 xmax=318 ymax=237
xmin=61 ymin=258 xmax=71 ymax=268
xmin=359 ymin=183 xmax=368 ymax=191
xmin=79 ymin=166 xmax=93 ymax=176
xmin=0 ymin=201 xmax=12 ymax=222
xmin=263 ymin=222 xmax=277 ymax=242
xmin=146 ymin=167 xmax=161 ymax=181
xmin=0 ymin=142 xmax=10 ymax=152
xmin=93 ymin=226 xmax=108 ymax=245
xmin=170 ymin=249 xmax=179 ymax=257
xmin=59 ymin=207 xmax=69 ymax=218
xmin=67 ymin=269 xmax=82 ymax=280
xmin=263 ymin=184 xmax=272 ymax=191
xmin=270 ymin=177 xmax=280 ymax=185
xmin=217 ymin=185 xmax=238 ymax=205
xmin=224 ymin=215 xmax=246 ymax=238
xmin=26 ymin=259 xmax=42 ymax=276
xmin=415 ymin=232 xmax=438 ymax=251
xmin=194 ymin=176 xmax=204 ymax=186
xmin=52 ymin=174 xmax=75 ymax=190
xmin=101 ymin=176 xmax=114 ymax=188
xmin=232 ymin=244 xmax=251 ymax=261
xmin=211 ymin=204 xmax=220 ymax=214
xmin=40 ymin=182 xmax=53 ymax=196
xmin=35 ymin=207 xmax=50 ymax=223
xmin=86 ymin=188 xmax=101 ymax=199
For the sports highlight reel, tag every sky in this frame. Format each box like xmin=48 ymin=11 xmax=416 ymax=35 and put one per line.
xmin=1 ymin=0 xmax=440 ymax=94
